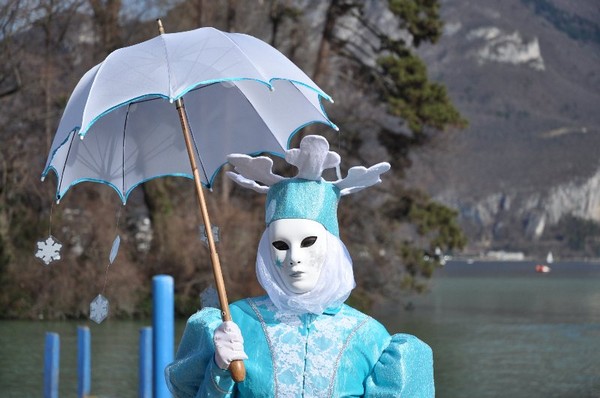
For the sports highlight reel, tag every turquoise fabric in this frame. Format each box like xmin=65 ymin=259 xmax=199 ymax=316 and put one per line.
xmin=266 ymin=179 xmax=341 ymax=236
xmin=166 ymin=296 xmax=434 ymax=397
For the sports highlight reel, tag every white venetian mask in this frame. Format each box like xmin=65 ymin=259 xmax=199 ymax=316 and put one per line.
xmin=268 ymin=218 xmax=328 ymax=294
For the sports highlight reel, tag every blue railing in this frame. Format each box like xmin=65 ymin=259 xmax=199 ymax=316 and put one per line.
xmin=43 ymin=275 xmax=174 ymax=398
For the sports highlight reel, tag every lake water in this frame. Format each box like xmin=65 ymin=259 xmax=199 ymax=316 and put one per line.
xmin=376 ymin=261 xmax=600 ymax=398
xmin=1 ymin=261 xmax=599 ymax=397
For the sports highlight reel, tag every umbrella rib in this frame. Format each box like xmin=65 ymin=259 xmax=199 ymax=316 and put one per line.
xmin=187 ymin=122 xmax=211 ymax=186
xmin=216 ymin=29 xmax=270 ymax=83
xmin=122 ymin=104 xmax=131 ymax=202
xmin=232 ymin=84 xmax=283 ymax=150
xmin=80 ymin=60 xmax=111 ymax=137
xmin=285 ymin=80 xmax=337 ymax=131
xmin=56 ymin=129 xmax=78 ymax=201
xmin=75 ymin=132 xmax=109 ymax=177
xmin=158 ymin=33 xmax=174 ymax=99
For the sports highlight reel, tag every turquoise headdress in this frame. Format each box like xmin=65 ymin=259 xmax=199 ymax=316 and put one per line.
xmin=266 ymin=178 xmax=340 ymax=235
xmin=226 ymin=135 xmax=391 ymax=237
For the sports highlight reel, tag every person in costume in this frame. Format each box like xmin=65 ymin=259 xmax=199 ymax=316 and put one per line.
xmin=165 ymin=135 xmax=435 ymax=397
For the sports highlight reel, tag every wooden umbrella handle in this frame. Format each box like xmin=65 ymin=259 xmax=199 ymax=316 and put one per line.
xmin=163 ymin=19 xmax=246 ymax=383
xmin=229 ymin=360 xmax=246 ymax=382
xmin=222 ymin=310 xmax=246 ymax=382
xmin=175 ymin=97 xmax=246 ymax=382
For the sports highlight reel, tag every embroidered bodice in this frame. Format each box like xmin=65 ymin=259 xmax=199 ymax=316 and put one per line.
xmin=166 ymin=296 xmax=434 ymax=397
xmin=247 ymin=296 xmax=373 ymax=397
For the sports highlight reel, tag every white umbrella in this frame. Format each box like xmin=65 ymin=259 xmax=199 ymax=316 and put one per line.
xmin=43 ymin=25 xmax=335 ymax=200
xmin=42 ymin=21 xmax=337 ymax=381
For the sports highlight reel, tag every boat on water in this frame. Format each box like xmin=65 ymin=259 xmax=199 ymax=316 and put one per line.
xmin=535 ymin=252 xmax=553 ymax=273
xmin=535 ymin=264 xmax=551 ymax=273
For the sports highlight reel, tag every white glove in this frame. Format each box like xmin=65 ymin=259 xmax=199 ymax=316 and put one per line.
xmin=213 ymin=321 xmax=248 ymax=370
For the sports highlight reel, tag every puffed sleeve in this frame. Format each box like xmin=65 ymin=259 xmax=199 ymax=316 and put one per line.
xmin=364 ymin=333 xmax=434 ymax=397
xmin=165 ymin=308 xmax=237 ymax=398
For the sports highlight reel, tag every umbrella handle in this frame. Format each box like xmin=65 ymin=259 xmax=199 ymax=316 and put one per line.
xmin=229 ymin=360 xmax=246 ymax=383
xmin=174 ymin=96 xmax=247 ymax=382
xmin=161 ymin=18 xmax=246 ymax=383
xmin=222 ymin=304 xmax=245 ymax=382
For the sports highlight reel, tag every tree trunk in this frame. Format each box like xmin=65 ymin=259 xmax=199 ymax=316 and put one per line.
xmin=196 ymin=0 xmax=204 ymax=27
xmin=312 ymin=0 xmax=338 ymax=85
xmin=89 ymin=0 xmax=123 ymax=56
xmin=226 ymin=0 xmax=237 ymax=31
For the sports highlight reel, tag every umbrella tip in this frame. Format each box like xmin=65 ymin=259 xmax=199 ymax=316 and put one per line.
xmin=157 ymin=19 xmax=165 ymax=35
xmin=332 ymin=123 xmax=340 ymax=132
xmin=41 ymin=176 xmax=45 ymax=182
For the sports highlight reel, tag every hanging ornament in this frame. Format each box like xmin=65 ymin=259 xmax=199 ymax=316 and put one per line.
xmin=36 ymin=204 xmax=61 ymax=266
xmin=89 ymin=209 xmax=122 ymax=324
xmin=90 ymin=294 xmax=109 ymax=324
xmin=200 ymin=285 xmax=219 ymax=309
xmin=109 ymin=235 xmax=121 ymax=264
xmin=200 ymin=225 xmax=219 ymax=247
xmin=34 ymin=235 xmax=62 ymax=266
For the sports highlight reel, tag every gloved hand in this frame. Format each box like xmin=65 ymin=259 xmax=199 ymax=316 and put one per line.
xmin=213 ymin=321 xmax=248 ymax=370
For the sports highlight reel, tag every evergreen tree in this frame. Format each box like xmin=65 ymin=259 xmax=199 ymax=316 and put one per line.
xmin=0 ymin=0 xmax=467 ymax=318
xmin=306 ymin=0 xmax=467 ymax=297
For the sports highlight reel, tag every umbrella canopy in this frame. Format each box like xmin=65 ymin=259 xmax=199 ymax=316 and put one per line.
xmin=41 ymin=24 xmax=338 ymax=381
xmin=42 ymin=26 xmax=336 ymax=203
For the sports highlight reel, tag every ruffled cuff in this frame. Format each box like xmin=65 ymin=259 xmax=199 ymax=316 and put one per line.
xmin=165 ymin=308 xmax=237 ymax=398
xmin=199 ymin=359 xmax=236 ymax=397
xmin=364 ymin=333 xmax=434 ymax=397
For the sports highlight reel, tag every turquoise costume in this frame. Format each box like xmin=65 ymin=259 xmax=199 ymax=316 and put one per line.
xmin=166 ymin=136 xmax=435 ymax=397
xmin=166 ymin=295 xmax=434 ymax=397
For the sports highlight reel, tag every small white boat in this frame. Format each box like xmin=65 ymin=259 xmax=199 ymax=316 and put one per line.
xmin=536 ymin=252 xmax=554 ymax=273
xmin=535 ymin=264 xmax=551 ymax=273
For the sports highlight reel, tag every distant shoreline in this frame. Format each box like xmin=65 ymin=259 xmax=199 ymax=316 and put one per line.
xmin=436 ymin=259 xmax=600 ymax=278
xmin=451 ymin=256 xmax=600 ymax=264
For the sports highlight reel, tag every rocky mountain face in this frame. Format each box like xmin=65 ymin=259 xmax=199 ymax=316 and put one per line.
xmin=407 ymin=0 xmax=600 ymax=256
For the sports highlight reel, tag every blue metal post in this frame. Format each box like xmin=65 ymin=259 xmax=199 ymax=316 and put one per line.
xmin=44 ymin=332 xmax=60 ymax=398
xmin=153 ymin=275 xmax=174 ymax=398
xmin=77 ymin=326 xmax=91 ymax=398
xmin=139 ymin=326 xmax=153 ymax=398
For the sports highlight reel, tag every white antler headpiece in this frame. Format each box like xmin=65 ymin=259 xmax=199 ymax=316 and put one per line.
xmin=226 ymin=135 xmax=390 ymax=236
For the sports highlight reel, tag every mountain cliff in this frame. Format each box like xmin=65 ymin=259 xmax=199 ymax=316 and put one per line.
xmin=407 ymin=0 xmax=600 ymax=257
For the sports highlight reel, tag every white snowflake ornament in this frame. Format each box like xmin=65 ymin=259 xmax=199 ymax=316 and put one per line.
xmin=200 ymin=286 xmax=220 ymax=309
xmin=90 ymin=294 xmax=109 ymax=324
xmin=35 ymin=235 xmax=62 ymax=266
xmin=199 ymin=225 xmax=219 ymax=247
